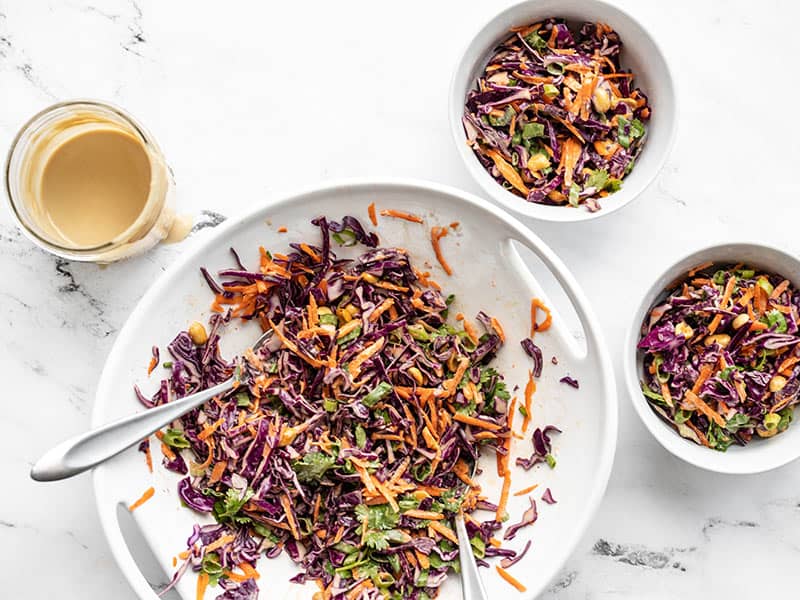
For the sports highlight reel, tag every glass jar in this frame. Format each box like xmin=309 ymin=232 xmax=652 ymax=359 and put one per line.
xmin=4 ymin=100 xmax=175 ymax=262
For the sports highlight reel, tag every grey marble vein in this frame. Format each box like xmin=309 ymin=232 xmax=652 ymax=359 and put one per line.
xmin=592 ymin=538 xmax=696 ymax=570
xmin=191 ymin=209 xmax=227 ymax=234
xmin=54 ymin=258 xmax=117 ymax=337
xmin=0 ymin=10 xmax=56 ymax=99
xmin=548 ymin=570 xmax=578 ymax=592
xmin=120 ymin=0 xmax=145 ymax=57
xmin=701 ymin=517 xmax=758 ymax=541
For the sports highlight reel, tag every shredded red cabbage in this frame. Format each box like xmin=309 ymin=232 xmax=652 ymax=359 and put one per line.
xmin=638 ymin=264 xmax=800 ymax=450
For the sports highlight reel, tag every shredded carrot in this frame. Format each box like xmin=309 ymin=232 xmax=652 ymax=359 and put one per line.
xmin=429 ymin=520 xmax=458 ymax=544
xmin=299 ymin=243 xmax=320 ymax=263
xmin=196 ymin=572 xmax=209 ymax=600
xmin=720 ymin=275 xmax=737 ymax=307
xmin=277 ymin=226 xmax=287 ymax=233
xmin=554 ymin=115 xmax=585 ymax=143
xmin=403 ymin=509 xmax=445 ymax=521
xmin=507 ymin=396 xmax=518 ymax=433
xmin=684 ymin=390 xmax=726 ymax=428
xmin=147 ymin=356 xmax=158 ymax=375
xmin=691 ymin=364 xmax=713 ymax=395
xmin=778 ymin=356 xmax=800 ymax=375
xmin=368 ymin=298 xmax=394 ymax=322
xmin=490 ymin=316 xmax=506 ymax=342
xmin=209 ymin=460 xmax=227 ymax=484
xmin=195 ymin=438 xmax=215 ymax=471
xmin=754 ymin=284 xmax=768 ymax=315
xmin=707 ymin=314 xmax=723 ymax=336
xmin=462 ymin=318 xmax=479 ymax=345
xmin=430 ymin=226 xmax=453 ymax=276
xmin=449 ymin=221 xmax=459 ymax=229
xmin=530 ymin=298 xmax=552 ymax=336
xmin=280 ymin=493 xmax=300 ymax=539
xmin=771 ymin=279 xmax=790 ymax=299
xmin=514 ymin=484 xmax=539 ymax=497
xmin=485 ymin=149 xmax=530 ymax=195
xmin=687 ymin=261 xmax=713 ymax=277
xmin=172 ymin=556 xmax=177 ymax=567
xmin=496 ymin=472 xmax=511 ymax=521
xmin=660 ymin=382 xmax=673 ymax=406
xmin=128 ymin=486 xmax=155 ymax=512
xmin=452 ymin=412 xmax=502 ymax=431
xmin=204 ymin=534 xmax=236 ymax=553
xmin=496 ymin=566 xmax=527 ymax=592
xmin=367 ymin=202 xmax=378 ymax=226
xmin=348 ymin=338 xmax=385 ymax=378
xmin=684 ymin=419 xmax=711 ymax=447
xmin=143 ymin=440 xmax=153 ymax=473
xmin=522 ymin=370 xmax=535 ymax=433
xmin=198 ymin=417 xmax=224 ymax=441
xmin=268 ymin=318 xmax=330 ymax=368
xmin=380 ymin=209 xmax=424 ymax=224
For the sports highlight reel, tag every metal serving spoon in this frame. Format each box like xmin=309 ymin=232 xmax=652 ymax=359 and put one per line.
xmin=30 ymin=330 xmax=273 ymax=482
xmin=32 ymin=329 xmax=489 ymax=597
xmin=454 ymin=462 xmax=490 ymax=600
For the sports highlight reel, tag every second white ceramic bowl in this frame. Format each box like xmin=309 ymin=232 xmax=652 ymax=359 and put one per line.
xmin=449 ymin=0 xmax=677 ymax=222
xmin=624 ymin=242 xmax=800 ymax=474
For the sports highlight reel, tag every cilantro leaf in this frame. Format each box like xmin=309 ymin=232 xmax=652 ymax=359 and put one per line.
xmin=725 ymin=412 xmax=751 ymax=433
xmin=585 ymin=169 xmax=609 ymax=191
xmin=523 ymin=30 xmax=548 ymax=51
xmin=292 ymin=452 xmax=336 ymax=483
xmin=355 ymin=503 xmax=400 ymax=530
xmin=212 ymin=488 xmax=254 ymax=523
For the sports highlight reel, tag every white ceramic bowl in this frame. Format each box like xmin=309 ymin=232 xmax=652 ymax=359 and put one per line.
xmin=624 ymin=242 xmax=800 ymax=474
xmin=449 ymin=0 xmax=677 ymax=222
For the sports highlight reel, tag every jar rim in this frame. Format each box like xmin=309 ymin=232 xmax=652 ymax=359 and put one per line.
xmin=4 ymin=99 xmax=170 ymax=261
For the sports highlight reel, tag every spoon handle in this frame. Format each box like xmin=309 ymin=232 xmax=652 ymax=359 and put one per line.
xmin=455 ymin=513 xmax=489 ymax=600
xmin=30 ymin=377 xmax=234 ymax=482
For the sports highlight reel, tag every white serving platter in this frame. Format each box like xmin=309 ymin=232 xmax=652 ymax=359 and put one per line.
xmin=92 ymin=179 xmax=616 ymax=600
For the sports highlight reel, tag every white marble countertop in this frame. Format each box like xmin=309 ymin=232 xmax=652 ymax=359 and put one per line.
xmin=2 ymin=0 xmax=800 ymax=598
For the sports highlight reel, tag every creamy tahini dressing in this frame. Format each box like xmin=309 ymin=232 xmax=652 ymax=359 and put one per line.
xmin=14 ymin=107 xmax=183 ymax=259
xmin=39 ymin=126 xmax=152 ymax=247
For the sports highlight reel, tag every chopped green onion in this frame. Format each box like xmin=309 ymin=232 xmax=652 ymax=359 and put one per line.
xmin=362 ymin=382 xmax=393 ymax=407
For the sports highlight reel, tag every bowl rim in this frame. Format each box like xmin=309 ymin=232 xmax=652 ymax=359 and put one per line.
xmin=623 ymin=241 xmax=800 ymax=474
xmin=448 ymin=0 xmax=679 ymax=223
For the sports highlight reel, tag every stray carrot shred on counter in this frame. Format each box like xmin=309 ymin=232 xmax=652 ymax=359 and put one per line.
xmin=380 ymin=208 xmax=424 ymax=224
xmin=496 ymin=565 xmax=527 ymax=592
xmin=367 ymin=202 xmax=378 ymax=226
xmin=430 ymin=226 xmax=453 ymax=276
xmin=128 ymin=486 xmax=155 ymax=512
xmin=277 ymin=226 xmax=287 ymax=233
